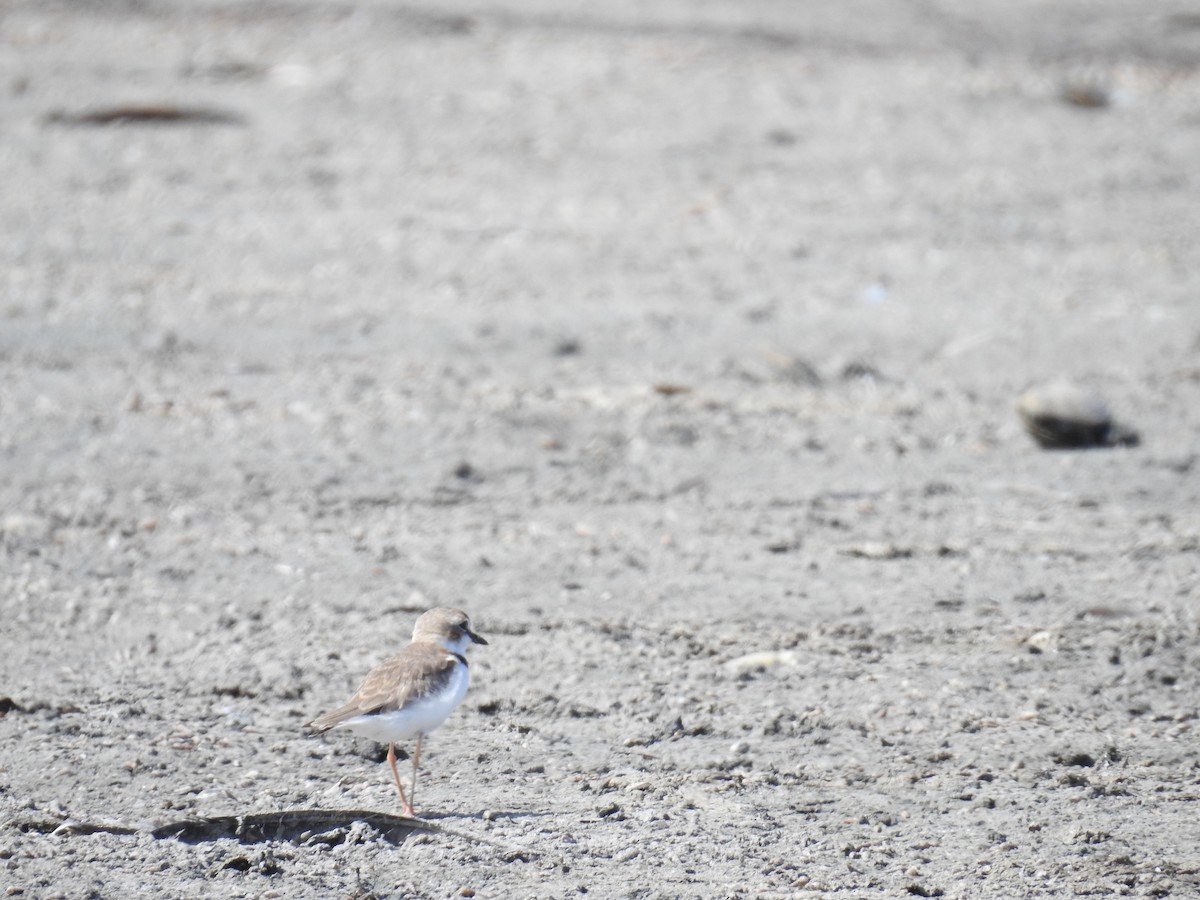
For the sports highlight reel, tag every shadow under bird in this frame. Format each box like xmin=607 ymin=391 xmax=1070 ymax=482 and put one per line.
xmin=308 ymin=607 xmax=487 ymax=817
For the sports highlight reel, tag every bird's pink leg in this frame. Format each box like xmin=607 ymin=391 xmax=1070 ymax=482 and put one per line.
xmin=409 ymin=733 xmax=424 ymax=815
xmin=387 ymin=742 xmax=415 ymax=817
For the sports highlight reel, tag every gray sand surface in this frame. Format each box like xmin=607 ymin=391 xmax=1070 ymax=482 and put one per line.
xmin=2 ymin=1 xmax=1200 ymax=896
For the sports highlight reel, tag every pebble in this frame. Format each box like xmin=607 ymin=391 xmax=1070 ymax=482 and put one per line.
xmin=724 ymin=651 xmax=799 ymax=674
xmin=1016 ymin=381 xmax=1137 ymax=449
xmin=841 ymin=542 xmax=913 ymax=560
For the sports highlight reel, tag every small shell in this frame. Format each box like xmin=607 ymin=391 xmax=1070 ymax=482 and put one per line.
xmin=1017 ymin=381 xmax=1139 ymax=449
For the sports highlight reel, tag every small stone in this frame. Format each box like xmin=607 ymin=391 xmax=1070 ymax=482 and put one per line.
xmin=1061 ymin=83 xmax=1111 ymax=109
xmin=841 ymin=542 xmax=913 ymax=560
xmin=1017 ymin=381 xmax=1137 ymax=449
xmin=724 ymin=651 xmax=799 ymax=674
xmin=1022 ymin=630 xmax=1058 ymax=655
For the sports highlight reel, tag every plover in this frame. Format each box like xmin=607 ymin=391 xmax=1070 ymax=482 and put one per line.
xmin=309 ymin=607 xmax=487 ymax=817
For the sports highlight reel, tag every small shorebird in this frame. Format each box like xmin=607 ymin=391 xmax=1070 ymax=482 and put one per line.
xmin=309 ymin=607 xmax=487 ymax=817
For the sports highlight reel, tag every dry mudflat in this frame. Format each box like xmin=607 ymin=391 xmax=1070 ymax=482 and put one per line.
xmin=2 ymin=1 xmax=1200 ymax=897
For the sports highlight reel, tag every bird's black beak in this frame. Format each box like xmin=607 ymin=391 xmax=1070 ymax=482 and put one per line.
xmin=466 ymin=627 xmax=488 ymax=646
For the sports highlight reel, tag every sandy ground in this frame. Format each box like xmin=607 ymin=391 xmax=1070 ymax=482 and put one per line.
xmin=3 ymin=1 xmax=1200 ymax=897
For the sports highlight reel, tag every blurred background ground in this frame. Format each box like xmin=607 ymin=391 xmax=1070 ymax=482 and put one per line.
xmin=1 ymin=1 xmax=1199 ymax=897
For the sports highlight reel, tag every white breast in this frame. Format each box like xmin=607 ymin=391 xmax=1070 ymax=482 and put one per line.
xmin=338 ymin=661 xmax=470 ymax=744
